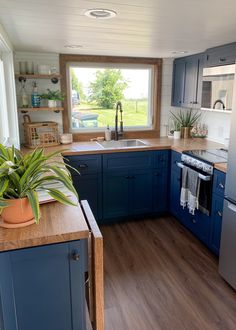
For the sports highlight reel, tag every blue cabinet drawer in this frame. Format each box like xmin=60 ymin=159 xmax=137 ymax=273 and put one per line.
xmin=213 ymin=169 xmax=226 ymax=198
xmin=103 ymin=151 xmax=153 ymax=171
xmin=153 ymin=150 xmax=170 ymax=169
xmin=65 ymin=155 xmax=102 ymax=175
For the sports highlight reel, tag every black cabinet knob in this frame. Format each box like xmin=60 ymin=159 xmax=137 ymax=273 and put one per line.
xmin=219 ymin=58 xmax=226 ymax=62
xmin=71 ymin=252 xmax=80 ymax=261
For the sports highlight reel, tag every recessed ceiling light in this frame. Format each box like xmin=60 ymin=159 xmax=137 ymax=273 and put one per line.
xmin=64 ymin=45 xmax=83 ymax=49
xmin=171 ymin=51 xmax=188 ymax=55
xmin=85 ymin=8 xmax=117 ymax=19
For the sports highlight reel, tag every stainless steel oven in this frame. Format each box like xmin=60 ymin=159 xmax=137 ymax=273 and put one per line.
xmin=177 ymin=153 xmax=213 ymax=216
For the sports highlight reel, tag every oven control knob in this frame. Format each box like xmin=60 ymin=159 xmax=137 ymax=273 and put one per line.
xmin=198 ymin=163 xmax=203 ymax=170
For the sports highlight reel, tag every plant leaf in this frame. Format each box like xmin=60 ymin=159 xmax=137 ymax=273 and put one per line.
xmin=46 ymin=188 xmax=77 ymax=206
xmin=26 ymin=190 xmax=40 ymax=224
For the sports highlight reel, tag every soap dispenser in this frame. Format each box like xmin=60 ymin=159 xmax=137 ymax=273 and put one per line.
xmin=105 ymin=125 xmax=111 ymax=141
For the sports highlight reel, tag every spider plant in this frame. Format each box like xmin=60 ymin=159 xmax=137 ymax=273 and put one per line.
xmin=171 ymin=109 xmax=201 ymax=128
xmin=0 ymin=144 xmax=78 ymax=224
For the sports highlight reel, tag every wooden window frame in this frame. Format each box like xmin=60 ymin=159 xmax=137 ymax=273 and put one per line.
xmin=59 ymin=54 xmax=162 ymax=141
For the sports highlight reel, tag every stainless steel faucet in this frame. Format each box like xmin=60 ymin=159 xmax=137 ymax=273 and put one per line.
xmin=114 ymin=101 xmax=124 ymax=140
xmin=213 ymin=99 xmax=225 ymax=110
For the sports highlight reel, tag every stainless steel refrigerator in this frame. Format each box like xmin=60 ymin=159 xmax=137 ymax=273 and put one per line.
xmin=219 ymin=65 xmax=236 ymax=290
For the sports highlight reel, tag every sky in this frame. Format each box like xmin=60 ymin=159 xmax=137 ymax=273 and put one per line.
xmin=72 ymin=67 xmax=150 ymax=99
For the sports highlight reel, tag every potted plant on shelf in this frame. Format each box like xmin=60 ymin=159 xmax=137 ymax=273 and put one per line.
xmin=0 ymin=144 xmax=78 ymax=228
xmin=171 ymin=109 xmax=201 ymax=139
xmin=40 ymin=89 xmax=65 ymax=108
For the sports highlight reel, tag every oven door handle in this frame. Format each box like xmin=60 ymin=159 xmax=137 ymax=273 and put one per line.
xmin=176 ymin=162 xmax=211 ymax=182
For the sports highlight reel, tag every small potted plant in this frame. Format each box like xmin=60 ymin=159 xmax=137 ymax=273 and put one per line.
xmin=40 ymin=89 xmax=65 ymax=108
xmin=172 ymin=119 xmax=181 ymax=139
xmin=171 ymin=109 xmax=201 ymax=139
xmin=0 ymin=144 xmax=78 ymax=227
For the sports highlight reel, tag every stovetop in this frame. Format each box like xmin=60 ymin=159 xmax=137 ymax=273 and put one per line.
xmin=182 ymin=149 xmax=228 ymax=165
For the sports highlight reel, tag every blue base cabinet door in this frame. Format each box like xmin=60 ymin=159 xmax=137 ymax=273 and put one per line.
xmin=130 ymin=169 xmax=153 ymax=215
xmin=153 ymin=169 xmax=169 ymax=213
xmin=103 ymin=170 xmax=129 ymax=220
xmin=0 ymin=241 xmax=86 ymax=330
xmin=210 ymin=194 xmax=224 ymax=255
xmin=72 ymin=174 xmax=102 ymax=221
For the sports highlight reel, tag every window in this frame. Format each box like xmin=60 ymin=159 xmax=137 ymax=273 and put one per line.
xmin=68 ymin=64 xmax=153 ymax=131
xmin=0 ymin=30 xmax=19 ymax=147
xmin=60 ymin=55 xmax=162 ymax=136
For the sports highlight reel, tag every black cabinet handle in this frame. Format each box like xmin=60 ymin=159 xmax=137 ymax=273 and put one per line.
xmin=191 ymin=218 xmax=197 ymax=224
xmin=217 ymin=211 xmax=223 ymax=217
xmin=78 ymin=164 xmax=88 ymax=169
xmin=178 ymin=101 xmax=181 ymax=104
xmin=71 ymin=252 xmax=80 ymax=261
xmin=219 ymin=58 xmax=226 ymax=62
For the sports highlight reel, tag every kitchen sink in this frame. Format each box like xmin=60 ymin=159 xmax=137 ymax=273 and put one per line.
xmin=97 ymin=139 xmax=147 ymax=149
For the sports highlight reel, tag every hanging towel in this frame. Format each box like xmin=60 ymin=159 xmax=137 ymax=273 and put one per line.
xmin=180 ymin=166 xmax=201 ymax=215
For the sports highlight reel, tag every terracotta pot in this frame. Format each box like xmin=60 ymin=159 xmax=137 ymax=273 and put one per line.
xmin=181 ymin=127 xmax=192 ymax=139
xmin=1 ymin=197 xmax=34 ymax=224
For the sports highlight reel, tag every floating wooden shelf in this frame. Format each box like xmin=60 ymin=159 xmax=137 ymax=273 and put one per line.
xmin=15 ymin=74 xmax=62 ymax=79
xmin=18 ymin=107 xmax=64 ymax=112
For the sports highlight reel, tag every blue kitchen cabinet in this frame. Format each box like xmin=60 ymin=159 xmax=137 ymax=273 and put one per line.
xmin=213 ymin=169 xmax=226 ymax=198
xmin=172 ymin=54 xmax=203 ymax=109
xmin=204 ymin=42 xmax=236 ymax=67
xmin=103 ymin=168 xmax=153 ymax=220
xmin=152 ymin=168 xmax=169 ymax=214
xmin=210 ymin=193 xmax=224 ymax=255
xmin=172 ymin=58 xmax=185 ymax=107
xmin=103 ymin=170 xmax=130 ymax=220
xmin=152 ymin=150 xmax=170 ymax=214
xmin=0 ymin=240 xmax=86 ymax=330
xmin=64 ymin=155 xmax=102 ymax=221
xmin=71 ymin=174 xmax=102 ymax=221
xmin=130 ymin=169 xmax=153 ymax=215
xmin=208 ymin=169 xmax=226 ymax=255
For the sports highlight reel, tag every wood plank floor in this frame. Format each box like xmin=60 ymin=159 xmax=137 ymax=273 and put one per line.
xmin=101 ymin=216 xmax=236 ymax=330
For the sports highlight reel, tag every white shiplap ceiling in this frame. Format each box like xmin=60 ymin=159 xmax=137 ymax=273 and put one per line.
xmin=0 ymin=0 xmax=236 ymax=57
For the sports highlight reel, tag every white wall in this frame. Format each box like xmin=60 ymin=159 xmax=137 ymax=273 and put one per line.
xmin=160 ymin=58 xmax=231 ymax=144
xmin=14 ymin=52 xmax=63 ymax=142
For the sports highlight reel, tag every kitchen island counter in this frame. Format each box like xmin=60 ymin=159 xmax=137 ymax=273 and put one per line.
xmin=0 ymin=200 xmax=89 ymax=252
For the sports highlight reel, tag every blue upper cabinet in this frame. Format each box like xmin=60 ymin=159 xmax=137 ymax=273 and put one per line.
xmin=204 ymin=43 xmax=236 ymax=67
xmin=172 ymin=54 xmax=203 ymax=109
xmin=172 ymin=58 xmax=185 ymax=107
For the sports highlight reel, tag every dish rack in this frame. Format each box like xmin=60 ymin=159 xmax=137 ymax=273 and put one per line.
xmin=23 ymin=115 xmax=59 ymax=148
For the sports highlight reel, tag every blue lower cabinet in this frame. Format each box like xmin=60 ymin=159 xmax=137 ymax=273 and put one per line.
xmin=209 ymin=194 xmax=224 ymax=255
xmin=103 ymin=169 xmax=153 ymax=221
xmin=183 ymin=211 xmax=211 ymax=245
xmin=170 ymin=169 xmax=184 ymax=219
xmin=130 ymin=169 xmax=153 ymax=215
xmin=72 ymin=174 xmax=102 ymax=221
xmin=103 ymin=170 xmax=130 ymax=220
xmin=0 ymin=241 xmax=86 ymax=330
xmin=153 ymin=169 xmax=169 ymax=213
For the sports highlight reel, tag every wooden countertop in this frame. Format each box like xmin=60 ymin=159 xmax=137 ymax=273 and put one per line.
xmin=0 ymin=201 xmax=89 ymax=252
xmin=22 ymin=137 xmax=227 ymax=172
xmin=24 ymin=137 xmax=225 ymax=155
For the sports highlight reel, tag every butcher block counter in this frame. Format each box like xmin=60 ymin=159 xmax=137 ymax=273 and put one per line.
xmin=22 ymin=137 xmax=227 ymax=172
xmin=0 ymin=200 xmax=89 ymax=252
